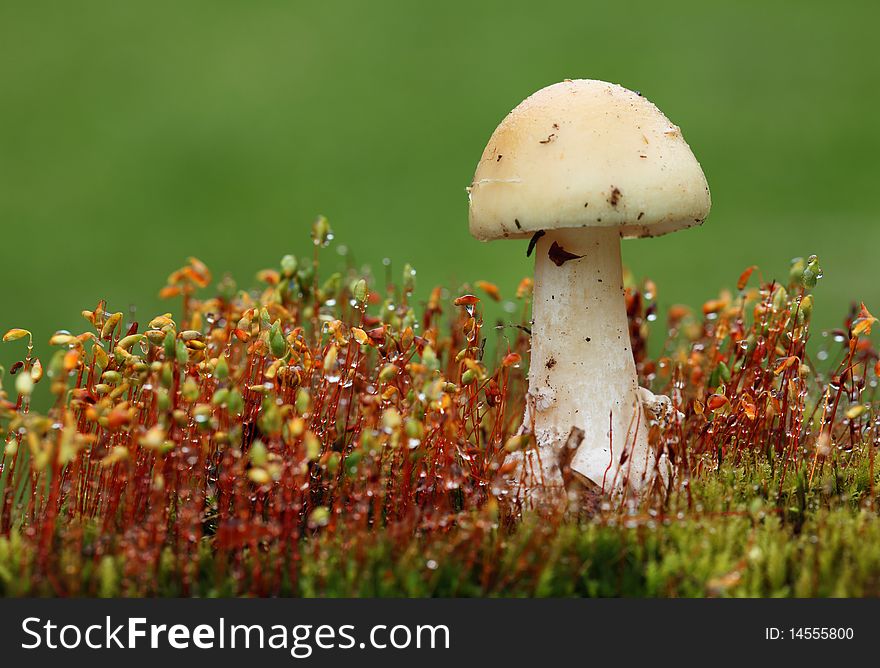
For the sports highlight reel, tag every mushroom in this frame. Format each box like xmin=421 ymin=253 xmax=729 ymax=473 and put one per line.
xmin=468 ymin=79 xmax=710 ymax=494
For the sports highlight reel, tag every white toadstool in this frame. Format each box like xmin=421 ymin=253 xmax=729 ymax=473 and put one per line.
xmin=468 ymin=79 xmax=710 ymax=494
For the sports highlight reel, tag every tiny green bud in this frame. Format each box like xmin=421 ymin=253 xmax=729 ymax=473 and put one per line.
xmin=801 ymin=255 xmax=823 ymax=289
xmin=280 ymin=254 xmax=298 ymax=277
xmin=249 ymin=440 xmax=268 ymax=467
xmin=308 ymin=506 xmax=330 ymax=527
xmin=248 ymin=467 xmax=271 ymax=485
xmin=422 ymin=346 xmax=439 ymax=371
xmin=211 ymin=388 xmax=230 ymax=406
xmin=227 ymin=388 xmax=244 ymax=415
xmin=296 ymin=388 xmax=310 ymax=414
xmin=351 ymin=279 xmax=368 ymax=303
xmin=382 ymin=408 xmax=402 ymax=430
xmin=798 ymin=295 xmax=813 ymax=323
xmin=402 ymin=263 xmax=416 ymax=294
xmin=160 ymin=362 xmax=174 ymax=388
xmin=214 ymin=355 xmax=229 ymax=381
xmin=163 ymin=330 xmax=176 ymax=359
xmin=101 ymin=370 xmax=122 ymax=385
xmin=788 ymin=257 xmax=806 ymax=286
xmin=117 ymin=334 xmax=143 ymax=351
xmin=305 ymin=431 xmax=321 ymax=461
xmin=311 ymin=215 xmax=332 ymax=246
xmin=182 ymin=377 xmax=200 ymax=402
xmin=405 ymin=418 xmax=424 ymax=439
xmin=269 ymin=320 xmax=287 ymax=358
xmin=15 ymin=372 xmax=34 ymax=396
xmin=156 ymin=387 xmax=171 ymax=411
xmin=326 ymin=451 xmax=341 ymax=474
xmin=771 ymin=285 xmax=788 ymax=312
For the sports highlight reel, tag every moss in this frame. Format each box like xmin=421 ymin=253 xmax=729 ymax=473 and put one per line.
xmin=0 ymin=233 xmax=877 ymax=596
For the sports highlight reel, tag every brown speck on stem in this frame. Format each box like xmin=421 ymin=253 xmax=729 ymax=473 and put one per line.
xmin=548 ymin=241 xmax=584 ymax=267
xmin=546 ymin=357 xmax=556 ymax=369
xmin=539 ymin=133 xmax=556 ymax=144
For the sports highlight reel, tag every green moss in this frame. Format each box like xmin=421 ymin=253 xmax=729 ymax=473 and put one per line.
xmin=0 ymin=245 xmax=876 ymax=597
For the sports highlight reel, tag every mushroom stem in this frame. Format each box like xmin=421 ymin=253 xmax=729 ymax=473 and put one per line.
xmin=528 ymin=227 xmax=652 ymax=491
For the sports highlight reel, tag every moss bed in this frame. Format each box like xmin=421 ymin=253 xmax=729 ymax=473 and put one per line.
xmin=1 ymin=221 xmax=877 ymax=596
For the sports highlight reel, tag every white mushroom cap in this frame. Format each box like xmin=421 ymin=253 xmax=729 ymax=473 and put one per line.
xmin=468 ymin=79 xmax=711 ymax=241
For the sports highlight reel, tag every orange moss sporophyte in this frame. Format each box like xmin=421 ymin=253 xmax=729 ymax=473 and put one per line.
xmin=1 ymin=222 xmax=880 ymax=596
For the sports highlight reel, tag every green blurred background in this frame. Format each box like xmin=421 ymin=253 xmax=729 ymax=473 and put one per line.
xmin=2 ymin=1 xmax=879 ymax=382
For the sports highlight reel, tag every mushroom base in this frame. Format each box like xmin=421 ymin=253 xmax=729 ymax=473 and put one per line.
xmin=526 ymin=227 xmax=656 ymax=492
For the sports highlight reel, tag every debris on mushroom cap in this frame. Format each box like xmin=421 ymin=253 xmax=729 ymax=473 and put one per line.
xmin=467 ymin=79 xmax=711 ymax=242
